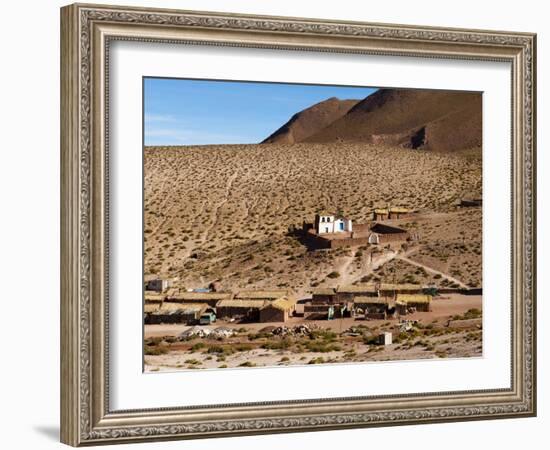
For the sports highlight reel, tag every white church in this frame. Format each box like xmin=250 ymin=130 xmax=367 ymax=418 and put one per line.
xmin=314 ymin=212 xmax=353 ymax=235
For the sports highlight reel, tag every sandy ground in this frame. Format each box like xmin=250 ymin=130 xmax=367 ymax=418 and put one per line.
xmin=144 ymin=143 xmax=481 ymax=295
xmin=144 ymin=294 xmax=482 ymax=371
xmin=145 ymin=332 xmax=482 ymax=372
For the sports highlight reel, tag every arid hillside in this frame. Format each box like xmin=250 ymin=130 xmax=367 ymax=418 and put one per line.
xmin=262 ymin=97 xmax=359 ymax=144
xmin=144 ymin=143 xmax=482 ymax=296
xmin=278 ymin=89 xmax=482 ymax=152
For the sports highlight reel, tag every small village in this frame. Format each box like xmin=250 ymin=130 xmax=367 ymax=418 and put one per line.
xmin=144 ymin=210 xmax=482 ymax=370
xmin=145 ymin=209 xmax=429 ymax=327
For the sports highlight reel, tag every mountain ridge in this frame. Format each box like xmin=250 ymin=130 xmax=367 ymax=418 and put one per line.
xmin=263 ymin=88 xmax=482 ymax=152
xmin=262 ymin=97 xmax=360 ymax=144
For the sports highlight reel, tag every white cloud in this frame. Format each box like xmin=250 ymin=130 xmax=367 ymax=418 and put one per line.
xmin=145 ymin=126 xmax=253 ymax=145
xmin=144 ymin=113 xmax=178 ymax=124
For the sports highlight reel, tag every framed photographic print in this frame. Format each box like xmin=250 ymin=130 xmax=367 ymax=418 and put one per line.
xmin=60 ymin=3 xmax=536 ymax=446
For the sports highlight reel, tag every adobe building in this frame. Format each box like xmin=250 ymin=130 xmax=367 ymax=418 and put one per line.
xmin=311 ymin=287 xmax=338 ymax=304
xmin=216 ymin=299 xmax=267 ymax=322
xmin=145 ymin=302 xmax=209 ymax=325
xmin=259 ymin=297 xmax=297 ymax=323
xmin=144 ymin=302 xmax=160 ymax=323
xmin=304 ymin=302 xmax=348 ymax=320
xmin=144 ymin=278 xmax=171 ymax=293
xmin=373 ymin=207 xmax=414 ymax=221
xmin=352 ymin=296 xmax=389 ymax=320
xmin=367 ymin=223 xmax=410 ymax=245
xmin=395 ymin=294 xmax=432 ymax=314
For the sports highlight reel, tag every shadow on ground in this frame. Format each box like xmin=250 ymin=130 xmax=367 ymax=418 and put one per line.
xmin=33 ymin=425 xmax=59 ymax=441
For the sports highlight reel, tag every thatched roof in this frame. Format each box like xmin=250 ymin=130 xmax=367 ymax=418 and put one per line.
xmin=167 ymin=292 xmax=232 ymax=301
xmin=353 ymin=296 xmax=388 ymax=305
xmin=159 ymin=302 xmax=208 ymax=313
xmin=396 ymin=294 xmax=432 ymax=304
xmin=390 ymin=207 xmax=411 ymax=213
xmin=234 ymin=290 xmax=290 ymax=300
xmin=144 ymin=291 xmax=165 ymax=302
xmin=337 ymin=284 xmax=377 ymax=294
xmin=378 ymin=283 xmax=424 ymax=291
xmin=373 ymin=207 xmax=411 ymax=214
xmin=312 ymin=288 xmax=336 ymax=296
xmin=217 ymin=299 xmax=267 ymax=309
xmin=263 ymin=297 xmax=297 ymax=311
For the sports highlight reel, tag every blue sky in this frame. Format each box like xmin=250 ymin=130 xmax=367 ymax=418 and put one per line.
xmin=144 ymin=78 xmax=377 ymax=146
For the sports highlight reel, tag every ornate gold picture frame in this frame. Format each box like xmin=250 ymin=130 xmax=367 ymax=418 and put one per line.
xmin=60 ymin=3 xmax=536 ymax=446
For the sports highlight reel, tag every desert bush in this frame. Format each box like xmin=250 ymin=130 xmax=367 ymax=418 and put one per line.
xmin=262 ymin=338 xmax=292 ymax=350
xmin=308 ymin=357 xmax=325 ymax=365
xmin=144 ymin=343 xmax=168 ymax=356
xmin=305 ymin=341 xmax=341 ymax=353
xmin=239 ymin=361 xmax=256 ymax=367
xmin=184 ymin=358 xmax=201 ymax=365
xmin=233 ymin=343 xmax=254 ymax=352
xmin=207 ymin=345 xmax=234 ymax=356
xmin=452 ymin=308 xmax=482 ymax=321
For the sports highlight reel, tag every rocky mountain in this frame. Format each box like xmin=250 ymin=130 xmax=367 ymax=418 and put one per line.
xmin=262 ymin=97 xmax=360 ymax=144
xmin=264 ymin=88 xmax=482 ymax=152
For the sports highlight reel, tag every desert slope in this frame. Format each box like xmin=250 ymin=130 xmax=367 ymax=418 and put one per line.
xmin=144 ymin=143 xmax=482 ymax=295
xmin=262 ymin=97 xmax=359 ymax=144
xmin=303 ymin=88 xmax=482 ymax=152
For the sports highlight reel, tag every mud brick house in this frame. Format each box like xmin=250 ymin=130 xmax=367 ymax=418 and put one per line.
xmin=165 ymin=291 xmax=232 ymax=307
xmin=395 ymin=294 xmax=432 ymax=314
xmin=143 ymin=302 xmax=160 ymax=323
xmin=311 ymin=287 xmax=338 ymax=304
xmin=145 ymin=302 xmax=209 ymax=325
xmin=373 ymin=207 xmax=414 ymax=221
xmin=259 ymin=297 xmax=297 ymax=323
xmin=352 ymin=296 xmax=389 ymax=320
xmin=171 ymin=303 xmax=211 ymax=324
xmin=304 ymin=302 xmax=348 ymax=320
xmin=308 ymin=287 xmax=351 ymax=320
xmin=216 ymin=299 xmax=267 ymax=322
xmin=336 ymin=284 xmax=378 ymax=303
xmin=144 ymin=278 xmax=171 ymax=293
xmin=367 ymin=223 xmax=410 ymax=245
